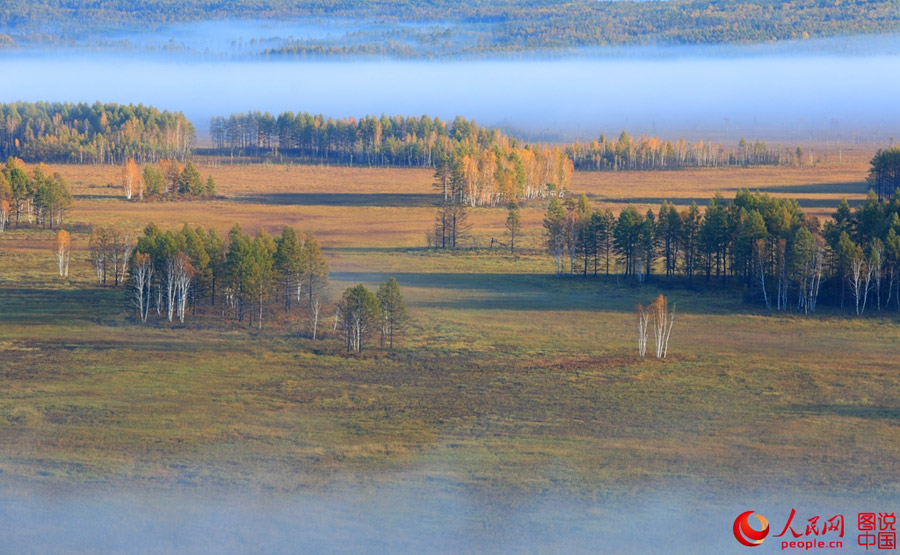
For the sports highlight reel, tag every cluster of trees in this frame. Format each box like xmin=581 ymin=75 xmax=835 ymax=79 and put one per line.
xmin=80 ymin=221 xmax=410 ymax=349
xmin=866 ymin=147 xmax=900 ymax=202
xmin=337 ymin=279 xmax=407 ymax=352
xmin=125 ymin=224 xmax=328 ymax=331
xmin=214 ymin=111 xmax=573 ymax=207
xmin=125 ymin=159 xmax=216 ymax=200
xmin=637 ymin=295 xmax=675 ymax=359
xmin=823 ymin=193 xmax=900 ymax=315
xmin=89 ymin=226 xmax=135 ymax=287
xmin=567 ymin=133 xmax=802 ymax=171
xmin=0 ymin=102 xmax=195 ymax=164
xmin=428 ymin=146 xmax=571 ymax=248
xmin=543 ymin=190 xmax=824 ymax=312
xmin=10 ymin=0 xmax=900 ymax=55
xmin=0 ymin=157 xmax=72 ymax=230
xmin=543 ymin=185 xmax=900 ymax=315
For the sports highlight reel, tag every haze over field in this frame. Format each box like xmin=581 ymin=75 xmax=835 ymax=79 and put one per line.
xmin=4 ymin=36 xmax=900 ymax=142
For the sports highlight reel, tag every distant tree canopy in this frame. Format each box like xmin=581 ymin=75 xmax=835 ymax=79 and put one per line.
xmin=0 ymin=102 xmax=195 ymax=164
xmin=210 ymin=112 xmax=795 ymax=192
xmin=567 ymin=133 xmax=800 ymax=171
xmin=6 ymin=0 xmax=900 ymax=55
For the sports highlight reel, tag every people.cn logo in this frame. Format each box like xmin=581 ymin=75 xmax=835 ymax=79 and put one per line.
xmin=734 ymin=511 xmax=770 ymax=547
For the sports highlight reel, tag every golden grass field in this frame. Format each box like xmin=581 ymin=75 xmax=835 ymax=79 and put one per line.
xmin=1 ymin=153 xmax=898 ymax=509
xmin=49 ymin=146 xmax=873 ymax=252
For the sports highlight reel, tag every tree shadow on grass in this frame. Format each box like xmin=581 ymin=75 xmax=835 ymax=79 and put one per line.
xmin=782 ymin=404 xmax=900 ymax=421
xmin=0 ymin=286 xmax=124 ymax=325
xmin=588 ymin=195 xmax=864 ymax=209
xmin=746 ymin=181 xmax=867 ymax=196
xmin=330 ymin=271 xmax=755 ymax=315
xmin=232 ymin=193 xmax=439 ymax=207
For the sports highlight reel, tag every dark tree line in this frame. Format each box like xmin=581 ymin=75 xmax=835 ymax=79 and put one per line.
xmin=545 ymin=186 xmax=900 ymax=315
xmin=0 ymin=102 xmax=195 ymax=164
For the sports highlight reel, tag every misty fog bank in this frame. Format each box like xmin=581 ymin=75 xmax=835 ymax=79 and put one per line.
xmin=2 ymin=44 xmax=900 ymax=143
xmin=2 ymin=479 xmax=890 ymax=554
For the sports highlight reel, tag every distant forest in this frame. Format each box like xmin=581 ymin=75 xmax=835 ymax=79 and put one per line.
xmin=4 ymin=0 xmax=900 ymax=55
xmin=0 ymin=102 xmax=195 ymax=164
xmin=209 ymin=111 xmax=800 ymax=171
xmin=0 ymin=101 xmax=801 ymax=181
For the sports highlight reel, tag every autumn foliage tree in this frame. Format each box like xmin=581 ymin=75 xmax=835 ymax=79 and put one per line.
xmin=54 ymin=229 xmax=70 ymax=278
xmin=122 ymin=158 xmax=141 ymax=200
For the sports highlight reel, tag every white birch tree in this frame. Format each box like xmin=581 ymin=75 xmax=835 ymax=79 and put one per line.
xmin=54 ymin=229 xmax=70 ymax=278
xmin=131 ymin=251 xmax=153 ymax=323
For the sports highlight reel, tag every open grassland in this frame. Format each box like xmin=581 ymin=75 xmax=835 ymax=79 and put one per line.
xmin=1 ymin=156 xmax=898 ymax=501
xmin=53 ymin=147 xmax=874 ymax=252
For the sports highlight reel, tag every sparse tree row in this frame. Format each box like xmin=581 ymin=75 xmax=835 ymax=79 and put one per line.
xmin=567 ymin=132 xmax=804 ymax=171
xmin=121 ymin=159 xmax=216 ymax=201
xmin=0 ymin=156 xmax=72 ymax=230
xmin=546 ymin=186 xmax=900 ymax=316
xmin=0 ymin=102 xmax=195 ymax=164
xmin=210 ymin=111 xmax=789 ymax=177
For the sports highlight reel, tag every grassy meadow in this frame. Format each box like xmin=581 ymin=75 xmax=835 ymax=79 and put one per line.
xmin=1 ymin=153 xmax=898 ymax=503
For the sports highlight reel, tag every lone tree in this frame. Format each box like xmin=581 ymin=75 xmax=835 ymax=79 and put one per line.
xmin=338 ymin=284 xmax=380 ymax=353
xmin=505 ymin=199 xmax=521 ymax=254
xmin=544 ymin=197 xmax=566 ymax=274
xmin=302 ymin=234 xmax=329 ymax=339
xmin=122 ymin=158 xmax=140 ymax=200
xmin=54 ymin=229 xmax=70 ymax=278
xmin=636 ymin=294 xmax=675 ymax=359
xmin=377 ymin=278 xmax=408 ymax=349
xmin=131 ymin=251 xmax=153 ymax=323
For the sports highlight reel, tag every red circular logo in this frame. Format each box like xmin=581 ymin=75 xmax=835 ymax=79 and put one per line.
xmin=734 ymin=510 xmax=770 ymax=547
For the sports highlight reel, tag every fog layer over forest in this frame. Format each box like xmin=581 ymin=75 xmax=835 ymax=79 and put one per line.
xmin=3 ymin=37 xmax=900 ymax=143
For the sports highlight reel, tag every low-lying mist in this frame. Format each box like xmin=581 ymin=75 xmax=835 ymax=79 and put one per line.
xmin=2 ymin=477 xmax=890 ymax=554
xmin=3 ymin=34 xmax=900 ymax=143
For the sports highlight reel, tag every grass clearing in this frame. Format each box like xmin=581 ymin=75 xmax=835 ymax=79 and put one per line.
xmin=1 ymin=158 xmax=898 ymax=501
